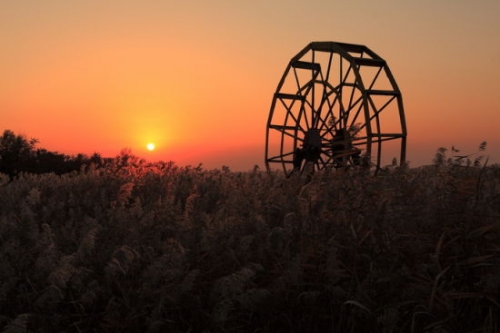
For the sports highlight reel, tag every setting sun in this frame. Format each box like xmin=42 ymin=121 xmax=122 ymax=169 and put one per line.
xmin=146 ymin=143 xmax=155 ymax=151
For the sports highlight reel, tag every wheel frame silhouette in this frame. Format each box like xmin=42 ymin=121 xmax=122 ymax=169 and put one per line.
xmin=265 ymin=41 xmax=407 ymax=176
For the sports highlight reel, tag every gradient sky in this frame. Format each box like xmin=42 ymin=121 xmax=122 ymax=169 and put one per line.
xmin=1 ymin=1 xmax=499 ymax=170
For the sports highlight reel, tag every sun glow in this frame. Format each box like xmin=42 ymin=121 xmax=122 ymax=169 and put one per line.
xmin=146 ymin=143 xmax=155 ymax=151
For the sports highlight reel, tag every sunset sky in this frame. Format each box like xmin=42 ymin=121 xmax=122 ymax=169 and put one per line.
xmin=1 ymin=1 xmax=499 ymax=171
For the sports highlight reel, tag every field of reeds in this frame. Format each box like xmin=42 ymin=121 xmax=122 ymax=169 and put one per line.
xmin=1 ymin=150 xmax=499 ymax=332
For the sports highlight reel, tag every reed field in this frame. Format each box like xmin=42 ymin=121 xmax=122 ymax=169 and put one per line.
xmin=1 ymin=150 xmax=499 ymax=332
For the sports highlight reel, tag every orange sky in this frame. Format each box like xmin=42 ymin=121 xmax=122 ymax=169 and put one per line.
xmin=1 ymin=1 xmax=499 ymax=170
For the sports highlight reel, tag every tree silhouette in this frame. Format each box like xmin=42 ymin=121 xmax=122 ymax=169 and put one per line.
xmin=0 ymin=130 xmax=38 ymax=176
xmin=0 ymin=129 xmax=107 ymax=177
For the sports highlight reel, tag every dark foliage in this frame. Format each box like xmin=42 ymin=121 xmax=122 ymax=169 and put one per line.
xmin=0 ymin=130 xmax=107 ymax=178
xmin=1 ymin=131 xmax=499 ymax=332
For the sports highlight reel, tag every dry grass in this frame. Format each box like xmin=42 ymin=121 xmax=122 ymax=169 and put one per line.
xmin=0 ymin=153 xmax=499 ymax=332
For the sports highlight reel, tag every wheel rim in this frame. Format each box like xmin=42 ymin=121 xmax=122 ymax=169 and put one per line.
xmin=265 ymin=41 xmax=407 ymax=176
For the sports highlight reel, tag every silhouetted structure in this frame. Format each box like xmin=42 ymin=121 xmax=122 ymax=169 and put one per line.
xmin=265 ymin=41 xmax=407 ymax=176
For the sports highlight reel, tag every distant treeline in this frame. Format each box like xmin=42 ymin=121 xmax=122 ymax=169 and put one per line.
xmin=0 ymin=130 xmax=111 ymax=177
xmin=1 ymin=129 xmax=491 ymax=180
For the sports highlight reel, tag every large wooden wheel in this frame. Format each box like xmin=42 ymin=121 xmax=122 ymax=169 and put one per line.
xmin=265 ymin=41 xmax=407 ymax=176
